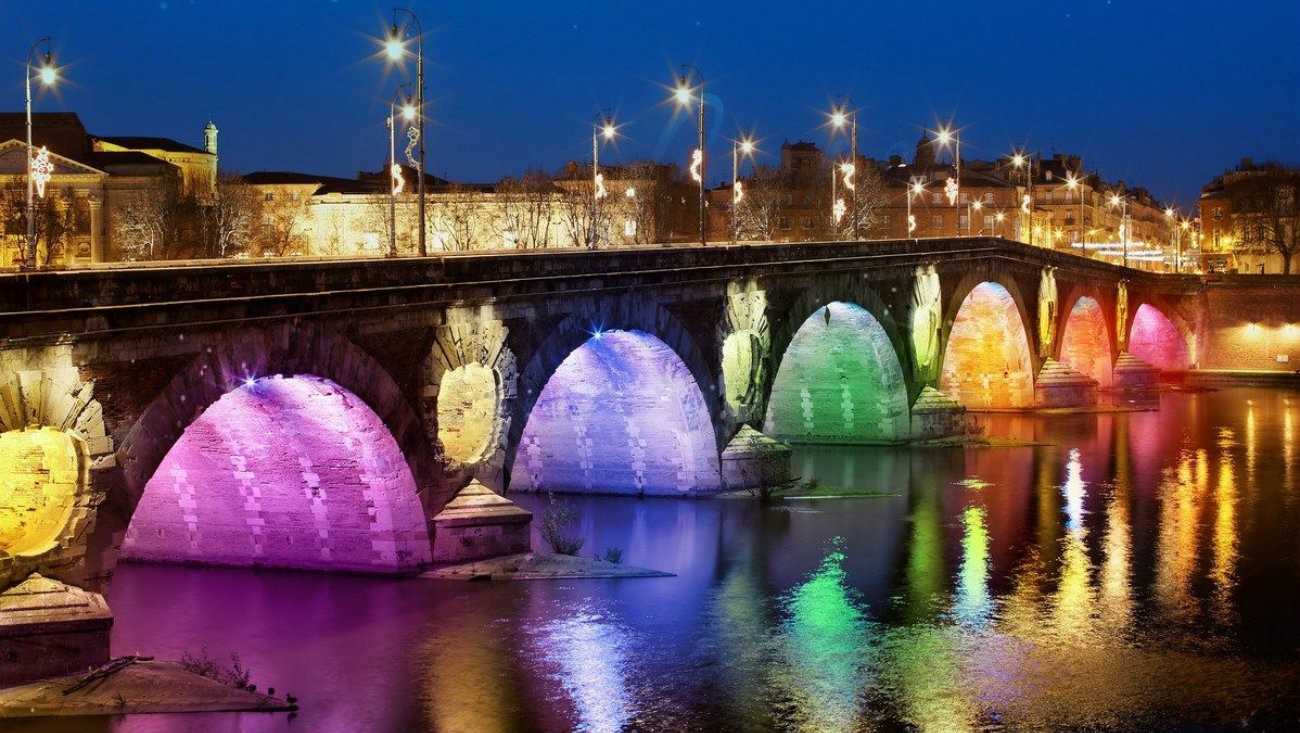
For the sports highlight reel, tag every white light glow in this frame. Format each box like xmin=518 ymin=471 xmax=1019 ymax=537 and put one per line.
xmin=945 ymin=177 xmax=958 ymax=205
xmin=31 ymin=147 xmax=53 ymax=198
xmin=595 ymin=172 xmax=607 ymax=200
xmin=839 ymin=162 xmax=855 ymax=191
xmin=390 ymin=163 xmax=405 ymax=195
xmin=689 ymin=148 xmax=703 ymax=183
xmin=38 ymin=65 xmax=58 ymax=87
xmin=733 ymin=180 xmax=744 ymax=205
xmin=833 ymin=197 xmax=846 ymax=224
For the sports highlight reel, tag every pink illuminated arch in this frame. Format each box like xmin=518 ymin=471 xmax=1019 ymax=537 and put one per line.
xmin=1129 ymin=304 xmax=1190 ymax=371
xmin=1059 ymin=296 xmax=1113 ymax=387
xmin=940 ymin=282 xmax=1035 ymax=408
xmin=122 ymin=375 xmax=431 ymax=573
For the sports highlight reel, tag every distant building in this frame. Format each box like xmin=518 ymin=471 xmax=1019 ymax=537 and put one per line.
xmin=1199 ymin=158 xmax=1300 ymax=274
xmin=0 ymin=112 xmax=216 ymax=266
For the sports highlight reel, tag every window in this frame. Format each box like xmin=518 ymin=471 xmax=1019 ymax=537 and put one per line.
xmin=959 ymin=193 xmax=969 ymax=204
xmin=984 ymin=193 xmax=994 ymax=204
xmin=983 ymin=214 xmax=995 ymax=231
xmin=931 ymin=193 xmax=942 ymax=204
xmin=930 ymin=215 xmax=944 ymax=230
xmin=264 ymin=192 xmax=274 ymax=202
xmin=881 ymin=214 xmax=892 ymax=226
xmin=624 ymin=219 xmax=636 ymax=237
xmin=958 ymin=214 xmax=970 ymax=230
xmin=1065 ymin=190 xmax=1075 ymax=202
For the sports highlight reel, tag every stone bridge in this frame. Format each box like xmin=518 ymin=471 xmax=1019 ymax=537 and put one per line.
xmin=0 ymin=237 xmax=1290 ymax=604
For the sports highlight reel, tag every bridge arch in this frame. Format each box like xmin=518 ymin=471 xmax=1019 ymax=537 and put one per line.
xmin=507 ymin=294 xmax=722 ymax=495
xmin=765 ymin=283 xmax=911 ymax=443
xmin=1057 ymin=288 xmax=1116 ymax=388
xmin=0 ymin=348 xmax=112 ymax=591
xmin=90 ymin=321 xmax=439 ymax=581
xmin=1128 ymin=301 xmax=1193 ymax=371
xmin=940 ymin=275 xmax=1036 ymax=409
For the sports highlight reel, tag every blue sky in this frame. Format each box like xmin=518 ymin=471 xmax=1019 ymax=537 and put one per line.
xmin=7 ymin=1 xmax=1298 ymax=210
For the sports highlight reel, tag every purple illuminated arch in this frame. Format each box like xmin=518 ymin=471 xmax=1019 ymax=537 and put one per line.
xmin=1129 ymin=304 xmax=1190 ymax=371
xmin=509 ymin=330 xmax=721 ymax=495
xmin=1059 ymin=296 xmax=1113 ymax=387
xmin=122 ymin=375 xmax=431 ymax=572
xmin=940 ymin=281 xmax=1035 ymax=408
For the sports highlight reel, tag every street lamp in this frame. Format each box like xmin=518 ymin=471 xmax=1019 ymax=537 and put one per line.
xmin=731 ymin=133 xmax=756 ymax=243
xmin=672 ymin=66 xmax=706 ymax=246
xmin=387 ymin=84 xmax=414 ymax=258
xmin=969 ymin=200 xmax=983 ymax=236
xmin=934 ymin=125 xmax=960 ymax=235
xmin=907 ymin=179 xmax=924 ymax=237
xmin=383 ymin=8 xmax=426 ymax=257
xmin=1065 ymin=171 xmax=1085 ymax=245
xmin=995 ymin=210 xmax=1006 ymax=238
xmin=1109 ymin=190 xmax=1130 ymax=268
xmin=828 ymin=97 xmax=859 ymax=239
xmin=1011 ymin=151 xmax=1034 ymax=247
xmin=592 ymin=113 xmax=617 ymax=248
xmin=25 ymin=37 xmax=59 ymax=270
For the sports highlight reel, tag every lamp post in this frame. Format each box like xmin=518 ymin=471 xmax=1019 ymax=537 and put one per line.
xmin=387 ymin=85 xmax=414 ymax=258
xmin=969 ymin=200 xmax=983 ymax=236
xmin=731 ymin=134 xmax=755 ymax=244
xmin=935 ymin=126 xmax=960 ymax=234
xmin=1178 ymin=219 xmax=1190 ymax=274
xmin=907 ymin=179 xmax=924 ymax=237
xmin=1109 ymin=190 xmax=1130 ymax=268
xmin=25 ymin=37 xmax=58 ymax=270
xmin=828 ymin=97 xmax=858 ymax=239
xmin=1066 ymin=171 xmax=1085 ymax=245
xmin=384 ymin=8 xmax=426 ymax=257
xmin=592 ymin=113 xmax=616 ymax=249
xmin=673 ymin=66 xmax=706 ymax=246
xmin=1011 ymin=151 xmax=1034 ymax=247
xmin=995 ymin=210 xmax=1006 ymax=238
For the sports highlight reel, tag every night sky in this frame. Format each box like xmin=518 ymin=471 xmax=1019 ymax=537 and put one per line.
xmin=7 ymin=1 xmax=1298 ymax=210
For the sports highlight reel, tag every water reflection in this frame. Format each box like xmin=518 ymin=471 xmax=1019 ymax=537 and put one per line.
xmin=78 ymin=388 xmax=1300 ymax=733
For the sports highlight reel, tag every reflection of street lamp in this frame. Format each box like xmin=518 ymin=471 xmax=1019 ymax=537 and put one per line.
xmin=1109 ymin=190 xmax=1130 ymax=268
xmin=731 ymin=134 xmax=756 ymax=243
xmin=384 ymin=8 xmax=426 ymax=256
xmin=828 ymin=97 xmax=858 ymax=239
xmin=25 ymin=37 xmax=59 ymax=270
xmin=673 ymin=65 xmax=706 ymax=246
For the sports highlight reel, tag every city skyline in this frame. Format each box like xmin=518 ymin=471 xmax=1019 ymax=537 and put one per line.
xmin=6 ymin=1 xmax=1299 ymax=211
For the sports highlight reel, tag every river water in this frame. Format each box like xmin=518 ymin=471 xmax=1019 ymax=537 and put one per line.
xmin=20 ymin=387 xmax=1300 ymax=732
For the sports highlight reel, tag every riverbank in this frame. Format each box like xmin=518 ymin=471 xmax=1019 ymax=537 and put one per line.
xmin=0 ymin=659 xmax=295 ymax=718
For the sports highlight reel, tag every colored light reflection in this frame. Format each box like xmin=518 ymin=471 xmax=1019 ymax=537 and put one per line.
xmin=537 ymin=608 xmax=636 ymax=733
xmin=1129 ymin=304 xmax=1190 ymax=371
xmin=1059 ymin=297 xmax=1113 ymax=387
xmin=940 ymin=282 xmax=1034 ymax=408
xmin=765 ymin=301 xmax=910 ymax=444
xmin=775 ymin=539 xmax=871 ymax=731
xmin=510 ymin=329 xmax=721 ymax=495
xmin=954 ymin=506 xmax=992 ymax=628
xmin=1154 ymin=449 xmax=1204 ymax=624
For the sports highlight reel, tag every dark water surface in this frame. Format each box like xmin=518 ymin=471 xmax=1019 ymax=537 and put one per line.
xmin=25 ymin=387 xmax=1300 ymax=732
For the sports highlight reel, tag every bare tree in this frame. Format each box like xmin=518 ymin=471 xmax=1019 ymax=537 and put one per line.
xmin=0 ymin=180 xmax=85 ymax=266
xmin=432 ymin=184 xmax=484 ymax=251
xmin=110 ymin=179 xmax=192 ymax=261
xmin=734 ymin=164 xmax=787 ymax=242
xmin=1231 ymin=164 xmax=1300 ymax=274
xmin=258 ymin=190 xmax=311 ymax=257
xmin=496 ymin=170 xmax=557 ymax=249
xmin=836 ymin=162 xmax=887 ymax=240
xmin=199 ymin=172 xmax=262 ymax=258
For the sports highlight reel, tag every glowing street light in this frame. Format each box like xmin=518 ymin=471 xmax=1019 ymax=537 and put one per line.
xmin=827 ymin=96 xmax=859 ymax=239
xmin=382 ymin=8 xmax=427 ymax=256
xmin=969 ymin=199 xmax=983 ymax=236
xmin=907 ymin=180 xmax=924 ymax=237
xmin=995 ymin=210 xmax=1006 ymax=237
xmin=1109 ymin=189 xmax=1131 ymax=268
xmin=731 ymin=133 xmax=757 ymax=243
xmin=672 ymin=65 xmax=706 ymax=246
xmin=933 ymin=125 xmax=961 ymax=233
xmin=591 ymin=112 xmax=618 ymax=248
xmin=24 ymin=37 xmax=60 ymax=269
xmin=1065 ymin=171 xmax=1085 ymax=245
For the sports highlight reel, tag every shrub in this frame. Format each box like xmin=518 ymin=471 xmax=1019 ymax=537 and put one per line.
xmin=540 ymin=495 xmax=585 ymax=556
xmin=180 ymin=646 xmax=252 ymax=690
